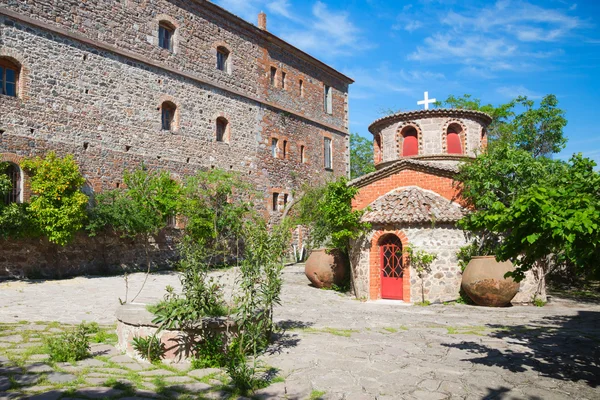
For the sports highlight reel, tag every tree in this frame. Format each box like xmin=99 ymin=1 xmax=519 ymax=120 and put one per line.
xmin=21 ymin=152 xmax=89 ymax=245
xmin=88 ymin=166 xmax=180 ymax=302
xmin=350 ymin=132 xmax=376 ymax=179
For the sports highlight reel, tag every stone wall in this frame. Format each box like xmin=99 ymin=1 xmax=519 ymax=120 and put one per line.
xmin=0 ymin=229 xmax=179 ymax=280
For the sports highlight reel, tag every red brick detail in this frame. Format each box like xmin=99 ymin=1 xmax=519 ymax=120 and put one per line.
xmin=369 ymin=230 xmax=410 ymax=301
xmin=352 ymin=169 xmax=459 ymax=210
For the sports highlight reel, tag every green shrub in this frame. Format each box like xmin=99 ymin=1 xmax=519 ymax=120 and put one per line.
xmin=131 ymin=335 xmax=165 ymax=363
xmin=191 ymin=333 xmax=227 ymax=369
xmin=533 ymin=297 xmax=547 ymax=307
xmin=45 ymin=323 xmax=91 ymax=362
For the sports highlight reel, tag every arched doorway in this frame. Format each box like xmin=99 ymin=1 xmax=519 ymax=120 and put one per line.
xmin=380 ymin=234 xmax=404 ymax=299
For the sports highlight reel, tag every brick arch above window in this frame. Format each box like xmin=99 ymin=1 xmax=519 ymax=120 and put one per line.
xmin=0 ymin=50 xmax=30 ymax=101
xmin=441 ymin=119 xmax=467 ymax=155
xmin=396 ymin=122 xmax=422 ymax=157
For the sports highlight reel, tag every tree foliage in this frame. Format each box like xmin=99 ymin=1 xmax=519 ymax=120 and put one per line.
xmin=295 ymin=177 xmax=370 ymax=253
xmin=20 ymin=152 xmax=88 ymax=245
xmin=454 ymin=93 xmax=600 ymax=281
xmin=350 ymin=132 xmax=376 ymax=179
xmin=0 ymin=162 xmax=33 ymax=239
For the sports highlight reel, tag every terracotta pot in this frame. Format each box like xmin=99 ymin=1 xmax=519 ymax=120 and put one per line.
xmin=461 ymin=256 xmax=519 ymax=307
xmin=305 ymin=248 xmax=347 ymax=288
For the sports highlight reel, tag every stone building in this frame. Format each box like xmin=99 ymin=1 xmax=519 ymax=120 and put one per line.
xmin=349 ymin=108 xmax=538 ymax=303
xmin=0 ymin=1 xmax=352 ymax=277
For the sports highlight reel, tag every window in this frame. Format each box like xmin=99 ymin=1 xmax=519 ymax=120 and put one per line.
xmin=374 ymin=134 xmax=382 ymax=164
xmin=283 ymin=193 xmax=288 ymax=208
xmin=3 ymin=163 xmax=21 ymax=204
xmin=270 ymin=67 xmax=277 ymax=86
xmin=0 ymin=58 xmax=19 ymax=97
xmin=281 ymin=72 xmax=286 ymax=89
xmin=216 ymin=47 xmax=229 ymax=72
xmin=271 ymin=138 xmax=278 ymax=158
xmin=400 ymin=126 xmax=418 ymax=157
xmin=324 ymin=137 xmax=332 ymax=170
xmin=161 ymin=101 xmax=176 ymax=131
xmin=282 ymin=140 xmax=288 ymax=159
xmin=216 ymin=117 xmax=229 ymax=142
xmin=299 ymin=79 xmax=304 ymax=97
xmin=158 ymin=22 xmax=174 ymax=51
xmin=324 ymin=85 xmax=332 ymax=114
xmin=446 ymin=124 xmax=463 ymax=155
xmin=272 ymin=192 xmax=279 ymax=211
xmin=300 ymin=145 xmax=306 ymax=163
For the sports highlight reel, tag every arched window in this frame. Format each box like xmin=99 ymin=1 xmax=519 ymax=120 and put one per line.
xmin=158 ymin=21 xmax=175 ymax=51
xmin=216 ymin=117 xmax=229 ymax=142
xmin=0 ymin=58 xmax=20 ymax=97
xmin=400 ymin=126 xmax=418 ymax=157
xmin=161 ymin=101 xmax=176 ymax=131
xmin=216 ymin=46 xmax=230 ymax=73
xmin=3 ymin=163 xmax=21 ymax=204
xmin=447 ymin=123 xmax=463 ymax=155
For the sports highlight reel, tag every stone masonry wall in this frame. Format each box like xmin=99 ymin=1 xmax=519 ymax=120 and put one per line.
xmin=0 ymin=0 xmax=350 ymax=277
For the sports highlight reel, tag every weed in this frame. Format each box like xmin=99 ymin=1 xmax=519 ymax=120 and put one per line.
xmin=414 ymin=301 xmax=431 ymax=306
xmin=310 ymin=390 xmax=326 ymax=399
xmin=191 ymin=333 xmax=227 ymax=369
xmin=533 ymin=297 xmax=547 ymax=307
xmin=303 ymin=327 xmax=358 ymax=337
xmin=131 ymin=335 xmax=165 ymax=363
xmin=45 ymin=322 xmax=91 ymax=362
xmin=382 ymin=327 xmax=397 ymax=333
xmin=446 ymin=326 xmax=486 ymax=336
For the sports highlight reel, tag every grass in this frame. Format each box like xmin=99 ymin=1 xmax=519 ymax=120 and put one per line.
xmin=302 ymin=327 xmax=358 ymax=337
xmin=382 ymin=327 xmax=397 ymax=333
xmin=533 ymin=297 xmax=547 ymax=307
xmin=414 ymin=300 xmax=431 ymax=306
xmin=446 ymin=326 xmax=487 ymax=336
xmin=309 ymin=389 xmax=327 ymax=399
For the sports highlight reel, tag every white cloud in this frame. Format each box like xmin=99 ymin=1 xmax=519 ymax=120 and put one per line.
xmin=266 ymin=0 xmax=295 ymax=20
xmin=497 ymin=85 xmax=542 ymax=99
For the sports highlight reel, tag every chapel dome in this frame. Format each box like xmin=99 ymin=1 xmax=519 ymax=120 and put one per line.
xmin=368 ymin=108 xmax=492 ymax=170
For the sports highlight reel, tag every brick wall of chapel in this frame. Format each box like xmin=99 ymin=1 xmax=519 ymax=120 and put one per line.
xmin=0 ymin=4 xmax=349 ymax=223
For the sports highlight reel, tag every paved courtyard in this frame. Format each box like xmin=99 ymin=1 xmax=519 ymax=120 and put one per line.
xmin=0 ymin=265 xmax=599 ymax=399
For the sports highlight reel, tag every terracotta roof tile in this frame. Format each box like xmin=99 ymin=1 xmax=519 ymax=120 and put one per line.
xmin=361 ymin=186 xmax=465 ymax=224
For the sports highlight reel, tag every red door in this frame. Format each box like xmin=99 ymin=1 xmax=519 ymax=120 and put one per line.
xmin=380 ymin=235 xmax=403 ymax=300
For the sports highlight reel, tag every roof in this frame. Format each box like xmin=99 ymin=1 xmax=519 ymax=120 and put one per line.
xmin=348 ymin=158 xmax=460 ymax=189
xmin=198 ymin=1 xmax=354 ymax=84
xmin=368 ymin=108 xmax=492 ymax=135
xmin=361 ymin=186 xmax=466 ymax=224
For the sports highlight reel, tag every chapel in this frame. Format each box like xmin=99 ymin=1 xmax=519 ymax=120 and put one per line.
xmin=349 ymin=100 xmax=535 ymax=303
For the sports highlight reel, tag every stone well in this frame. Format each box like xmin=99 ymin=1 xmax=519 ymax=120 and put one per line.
xmin=116 ymin=303 xmax=235 ymax=363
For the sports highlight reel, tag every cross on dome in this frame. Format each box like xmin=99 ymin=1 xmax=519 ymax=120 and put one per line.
xmin=417 ymin=91 xmax=436 ymax=110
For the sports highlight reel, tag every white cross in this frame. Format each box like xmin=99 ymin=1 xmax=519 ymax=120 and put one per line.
xmin=417 ymin=91 xmax=436 ymax=110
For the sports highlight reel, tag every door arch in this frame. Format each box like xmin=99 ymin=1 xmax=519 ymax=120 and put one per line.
xmin=379 ymin=234 xmax=404 ymax=300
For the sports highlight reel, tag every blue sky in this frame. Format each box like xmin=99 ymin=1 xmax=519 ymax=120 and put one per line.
xmin=215 ymin=0 xmax=600 ymax=164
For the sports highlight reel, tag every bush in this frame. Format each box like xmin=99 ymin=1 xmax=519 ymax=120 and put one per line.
xmin=45 ymin=323 xmax=91 ymax=362
xmin=132 ymin=335 xmax=165 ymax=363
xmin=191 ymin=333 xmax=227 ymax=369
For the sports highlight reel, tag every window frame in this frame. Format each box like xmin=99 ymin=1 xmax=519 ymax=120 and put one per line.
xmin=324 ymin=137 xmax=333 ymax=170
xmin=0 ymin=58 xmax=20 ymax=98
xmin=158 ymin=22 xmax=175 ymax=51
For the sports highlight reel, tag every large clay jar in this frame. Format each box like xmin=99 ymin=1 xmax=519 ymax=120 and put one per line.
xmin=305 ymin=249 xmax=347 ymax=288
xmin=461 ymin=256 xmax=520 ymax=307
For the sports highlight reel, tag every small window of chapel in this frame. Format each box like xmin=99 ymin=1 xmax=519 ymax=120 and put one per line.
xmin=161 ymin=101 xmax=176 ymax=131
xmin=446 ymin=123 xmax=464 ymax=155
xmin=324 ymin=137 xmax=332 ymax=170
xmin=0 ymin=58 xmax=19 ymax=98
xmin=216 ymin=46 xmax=230 ymax=73
xmin=216 ymin=117 xmax=229 ymax=142
xmin=400 ymin=126 xmax=418 ymax=157
xmin=2 ymin=163 xmax=21 ymax=204
xmin=158 ymin=22 xmax=175 ymax=51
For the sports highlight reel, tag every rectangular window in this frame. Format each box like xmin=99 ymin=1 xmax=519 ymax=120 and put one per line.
xmin=324 ymin=137 xmax=332 ymax=170
xmin=271 ymin=138 xmax=278 ymax=158
xmin=272 ymin=192 xmax=279 ymax=211
xmin=324 ymin=85 xmax=332 ymax=114
xmin=282 ymin=140 xmax=287 ymax=159
xmin=1 ymin=66 xmax=17 ymax=97
xmin=283 ymin=193 xmax=288 ymax=208
xmin=300 ymin=145 xmax=306 ymax=163
xmin=270 ymin=67 xmax=277 ymax=86
xmin=216 ymin=49 xmax=228 ymax=72
xmin=158 ymin=24 xmax=173 ymax=51
xmin=281 ymin=72 xmax=286 ymax=89
xmin=299 ymin=79 xmax=304 ymax=97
